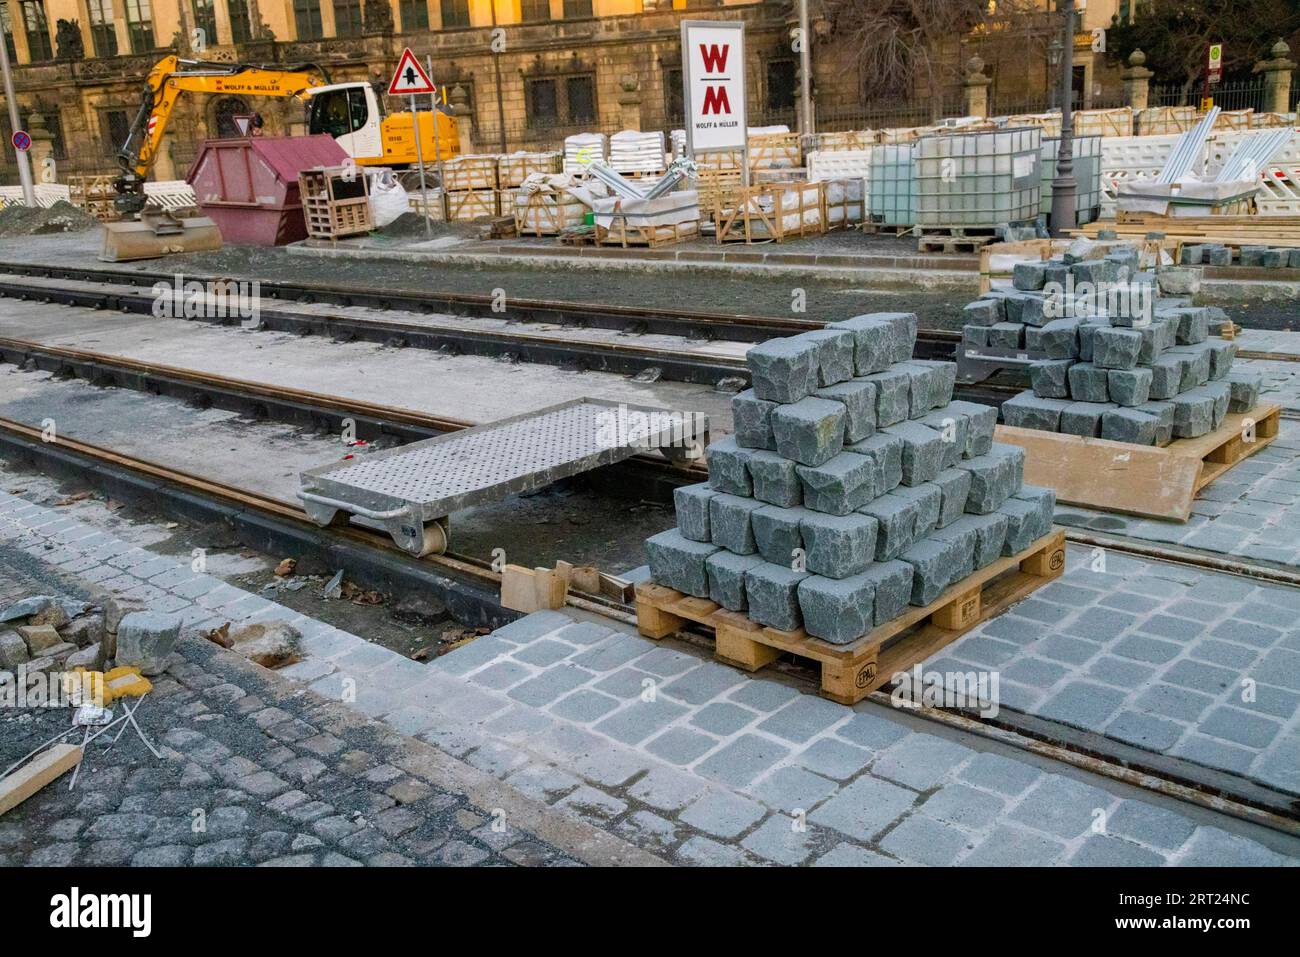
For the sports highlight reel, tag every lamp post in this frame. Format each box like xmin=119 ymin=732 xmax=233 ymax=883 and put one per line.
xmin=489 ymin=0 xmax=507 ymax=154
xmin=1049 ymin=0 xmax=1077 ymax=236
xmin=0 ymin=19 xmax=36 ymax=206
xmin=798 ymin=0 xmax=812 ymax=137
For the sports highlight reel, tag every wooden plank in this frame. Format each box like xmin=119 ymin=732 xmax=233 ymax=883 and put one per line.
xmin=0 ymin=744 xmax=82 ymax=817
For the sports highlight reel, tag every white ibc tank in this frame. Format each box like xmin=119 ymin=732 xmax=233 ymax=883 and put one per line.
xmin=914 ymin=127 xmax=1042 ymax=227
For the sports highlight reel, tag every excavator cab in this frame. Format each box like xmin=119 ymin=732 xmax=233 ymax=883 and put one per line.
xmin=305 ymin=83 xmax=384 ymax=163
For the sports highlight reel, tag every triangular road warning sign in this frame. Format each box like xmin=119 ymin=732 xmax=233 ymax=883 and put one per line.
xmin=388 ymin=48 xmax=436 ymax=96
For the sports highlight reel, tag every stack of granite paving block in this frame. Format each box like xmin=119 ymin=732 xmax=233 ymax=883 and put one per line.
xmin=966 ymin=247 xmax=1264 ymax=446
xmin=643 ymin=314 xmax=1056 ymax=647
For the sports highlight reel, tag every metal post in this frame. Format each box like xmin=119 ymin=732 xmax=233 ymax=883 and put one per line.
xmin=409 ymin=93 xmax=432 ymax=238
xmin=798 ymin=0 xmax=812 ymax=138
xmin=1049 ymin=0 xmax=1078 ymax=237
xmin=427 ymin=54 xmax=449 ymax=223
xmin=490 ymin=0 xmax=507 ymax=154
xmin=0 ymin=23 xmax=36 ymax=206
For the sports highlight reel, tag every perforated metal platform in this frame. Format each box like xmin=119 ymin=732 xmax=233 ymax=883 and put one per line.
xmin=297 ymin=398 xmax=708 ymax=555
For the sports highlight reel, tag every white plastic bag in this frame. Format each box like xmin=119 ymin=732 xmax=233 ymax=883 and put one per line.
xmin=368 ymin=169 xmax=410 ymax=228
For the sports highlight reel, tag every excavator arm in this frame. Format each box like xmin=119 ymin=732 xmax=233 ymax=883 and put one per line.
xmin=115 ymin=54 xmax=328 ymax=217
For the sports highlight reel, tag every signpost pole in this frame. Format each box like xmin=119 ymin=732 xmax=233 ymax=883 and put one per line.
xmin=427 ymin=54 xmax=449 ymax=224
xmin=0 ymin=26 xmax=36 ymax=207
xmin=410 ymin=93 xmax=432 ymax=239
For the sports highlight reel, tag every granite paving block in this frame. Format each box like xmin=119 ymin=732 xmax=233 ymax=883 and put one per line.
xmin=1136 ymin=401 xmax=1175 ymax=446
xmin=882 ymin=420 xmax=944 ymax=487
xmin=1199 ymin=381 xmax=1230 ymax=429
xmin=998 ymin=498 xmax=1043 ymax=555
xmin=891 ymin=483 xmax=942 ymax=538
xmin=1101 ymin=407 xmax=1159 ymax=445
xmin=845 ymin=431 xmax=903 ymax=494
xmin=863 ymin=368 xmax=911 ymax=427
xmin=771 ymin=397 xmax=846 ymax=467
xmin=816 ymin=378 xmax=877 ymax=443
xmin=751 ymin=505 xmax=809 ymax=566
xmin=959 ymin=446 xmax=1023 ymax=514
xmin=1170 ymin=390 xmax=1215 ymax=439
xmin=1014 ymin=485 xmax=1055 ymax=534
xmin=1165 ymin=345 xmax=1211 ymax=389
xmin=1148 ymin=355 xmax=1184 ymax=400
xmin=918 ymin=360 xmax=957 ymax=411
xmin=1165 ymin=307 xmax=1210 ymax=344
xmin=1091 ymin=327 xmax=1142 ymax=370
xmin=859 ymin=560 xmax=914 ymax=625
xmin=963 ymin=299 xmax=1001 ymax=327
xmin=1071 ymin=258 xmax=1119 ymax=285
xmin=705 ymin=435 xmax=754 ymax=496
xmin=1205 ymin=339 xmax=1237 ymax=380
xmin=987 ymin=322 xmax=1024 ymax=349
xmin=963 ymin=512 xmax=1011 ymax=568
xmin=1013 ymin=260 xmax=1048 ymax=291
xmin=963 ymin=324 xmax=990 ymax=349
xmin=732 ymin=389 xmax=777 ymax=450
xmin=798 ymin=574 xmax=875 ymax=644
xmin=705 ymin=551 xmax=765 ymax=612
xmin=1239 ymin=245 xmax=1267 ymax=267
xmin=859 ymin=493 xmax=918 ymax=562
xmin=895 ymin=362 xmax=941 ymax=418
xmin=1001 ymin=390 xmax=1070 ymax=432
xmin=708 ymin=493 xmax=765 ymax=555
xmin=826 ymin=312 xmax=916 ymax=374
xmin=1136 ymin=320 xmax=1169 ymax=364
xmin=799 ymin=328 xmax=856 ymax=387
xmin=746 ymin=449 xmax=803 ymax=508
xmin=1026 ymin=318 xmax=1080 ymax=360
xmin=800 ymin=511 xmax=878 ymax=579
xmin=929 ymin=519 xmax=978 ymax=582
xmin=797 ymin=451 xmax=877 ymax=516
xmin=1225 ymin=370 xmax=1262 ymax=413
xmin=919 ymin=408 xmax=969 ymax=470
xmin=673 ymin=483 xmax=718 ymax=543
xmin=744 ymin=563 xmax=810 ymax=631
xmin=1065 ymin=361 xmax=1107 ymax=403
xmin=900 ymin=538 xmax=958 ymax=606
xmin=746 ymin=336 xmax=821 ymax=403
xmin=931 ymin=468 xmax=973 ymax=528
xmin=1107 ymin=367 xmax=1152 ymax=407
xmin=1029 ymin=358 xmax=1074 ymax=399
xmin=1205 ymin=244 xmax=1232 ymax=266
xmin=646 ymin=530 xmax=720 ymax=598
xmin=1008 ymin=291 xmax=1047 ymax=327
xmin=1059 ymin=401 xmax=1111 ymax=438
xmin=945 ymin=400 xmax=997 ymax=457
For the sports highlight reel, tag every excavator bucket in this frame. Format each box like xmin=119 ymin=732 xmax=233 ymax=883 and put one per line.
xmin=99 ymin=206 xmax=223 ymax=262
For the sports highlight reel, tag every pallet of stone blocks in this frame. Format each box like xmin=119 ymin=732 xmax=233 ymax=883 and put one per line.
xmin=637 ymin=314 xmax=1063 ymax=704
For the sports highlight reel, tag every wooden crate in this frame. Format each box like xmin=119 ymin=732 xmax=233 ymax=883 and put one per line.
xmin=823 ymin=182 xmax=866 ymax=231
xmin=749 ymin=132 xmax=802 ymax=170
xmin=498 ymin=151 xmax=562 ymax=188
xmin=816 ymin=130 xmax=878 ymax=151
xmin=714 ymin=182 xmax=826 ymax=243
xmin=636 ymin=530 xmax=1067 ymax=705
xmin=1075 ymin=106 xmax=1135 ymax=138
xmin=68 ymin=174 xmax=121 ymax=222
xmin=694 ymin=168 xmax=744 ymax=211
xmin=995 ymin=402 xmax=1281 ymax=522
xmin=512 ymin=188 xmax=586 ymax=236
xmin=298 ymin=166 xmax=373 ymax=240
xmin=445 ymin=188 xmax=501 ymax=221
xmin=595 ymin=218 xmax=699 ymax=247
xmin=443 ymin=154 xmax=500 ymax=191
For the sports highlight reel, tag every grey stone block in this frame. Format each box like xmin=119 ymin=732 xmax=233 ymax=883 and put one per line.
xmin=1290 ymin=248 xmax=1300 ymax=269
xmin=751 ymin=505 xmax=809 ymax=565
xmin=800 ymin=511 xmax=878 ymax=580
xmin=771 ymin=397 xmax=846 ymax=467
xmin=844 ymin=431 xmax=903 ymax=494
xmin=646 ymin=530 xmax=721 ymax=597
xmin=1014 ymin=484 xmax=1055 ymax=536
xmin=863 ymin=368 xmax=912 ymax=427
xmin=705 ymin=435 xmax=754 ymax=495
xmin=1206 ymin=339 xmax=1237 ymax=380
xmin=987 ymin=322 xmax=1024 ymax=349
xmin=1181 ymin=244 xmax=1204 ymax=265
xmin=1201 ymin=381 xmax=1231 ymax=428
xmin=1025 ymin=319 xmax=1080 ymax=360
xmin=963 ymin=299 xmax=1001 ymax=327
xmin=915 ymin=360 xmax=957 ymax=409
xmin=744 ymin=563 xmax=810 ymax=631
xmin=746 ymin=336 xmax=821 ymax=403
xmin=709 ymin=493 xmax=764 ymax=555
xmin=1013 ymin=260 xmax=1048 ymax=291
xmin=1166 ymin=307 xmax=1210 ymax=345
xmin=1225 ymin=370 xmax=1262 ymax=413
xmin=1067 ymin=362 xmax=1109 ymax=402
xmin=1205 ymin=244 xmax=1232 ymax=266
xmin=0 ymin=629 xmax=30 ymax=668
xmin=963 ymin=324 xmax=990 ymax=349
xmin=1101 ymin=407 xmax=1159 ymax=445
xmin=900 ymin=539 xmax=958 ymax=606
xmin=1060 ymin=401 xmax=1112 ymax=438
xmin=1261 ymin=248 xmax=1288 ymax=268
xmin=931 ymin=468 xmax=972 ymax=528
xmin=891 ymin=483 xmax=942 ymax=538
xmin=859 ymin=493 xmax=918 ymax=561
xmin=965 ymin=512 xmax=1011 ymax=568
xmin=116 ymin=612 xmax=182 ymax=676
xmin=799 ymin=328 xmax=856 ymax=387
xmin=860 ymin=561 xmax=914 ymax=625
xmin=1076 ymin=318 xmax=1109 ymax=362
xmin=1001 ymin=391 xmax=1070 ymax=432
xmin=673 ymin=483 xmax=719 ymax=542
xmin=1148 ymin=354 xmax=1185 ymax=400
xmin=827 ymin=312 xmax=916 ymax=374
xmin=1107 ymin=367 xmax=1152 ymax=407
xmin=798 ymin=575 xmax=875 ymax=645
xmin=705 ymin=551 xmax=765 ymax=611
xmin=930 ymin=519 xmax=978 ymax=582
xmin=747 ymin=450 xmax=803 ymax=508
xmin=1165 ymin=345 xmax=1212 ymax=389
xmin=1170 ymin=389 xmax=1216 ymax=438
xmin=959 ymin=445 xmax=1023 ymax=514
xmin=1029 ymin=358 xmax=1074 ymax=399
xmin=816 ymin=378 xmax=877 ymax=443
xmin=1092 ymin=327 xmax=1143 ymax=370
xmin=1007 ymin=291 xmax=1047 ymax=327
xmin=1240 ymin=245 xmax=1267 ymax=267
xmin=797 ymin=451 xmax=877 ymax=515
xmin=998 ymin=498 xmax=1042 ymax=555
xmin=1071 ymin=258 xmax=1119 ymax=285
xmin=919 ymin=408 xmax=968 ymax=469
xmin=881 ymin=420 xmax=944 ymax=487
xmin=732 ymin=389 xmax=777 ymax=450
xmin=1136 ymin=401 xmax=1175 ymax=446
xmin=946 ymin=400 xmax=997 ymax=457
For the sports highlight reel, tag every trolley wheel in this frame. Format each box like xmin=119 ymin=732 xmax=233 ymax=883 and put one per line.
xmin=396 ymin=520 xmax=447 ymax=558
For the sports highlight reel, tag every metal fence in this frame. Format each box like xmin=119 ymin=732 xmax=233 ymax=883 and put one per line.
xmin=1152 ymin=78 xmax=1265 ymax=112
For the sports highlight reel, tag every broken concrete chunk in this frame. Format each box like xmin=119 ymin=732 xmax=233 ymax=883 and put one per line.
xmin=708 ymin=493 xmax=764 ymax=555
xmin=800 ymin=511 xmax=878 ymax=580
xmin=1108 ymin=367 xmax=1153 ymax=407
xmin=798 ymin=574 xmax=875 ymax=645
xmin=815 ymin=378 xmax=877 ymax=443
xmin=705 ymin=435 xmax=754 ymax=496
xmin=744 ymin=562 xmax=809 ymax=632
xmin=746 ymin=336 xmax=821 ymax=403
xmin=1000 ymin=391 xmax=1070 ymax=432
xmin=771 ymin=397 xmax=846 ymax=467
xmin=673 ymin=482 xmax=719 ymax=543
xmin=881 ymin=420 xmax=945 ymax=487
xmin=731 ymin=389 xmax=778 ymax=450
xmin=751 ymin=504 xmax=809 ymax=566
xmin=1029 ymin=359 xmax=1074 ymax=399
xmin=65 ymin=642 xmax=105 ymax=672
xmin=796 ymin=451 xmax=877 ymax=516
xmin=845 ymin=432 xmax=903 ymax=495
xmin=862 ymin=368 xmax=911 ymax=427
xmin=229 ymin=621 xmax=303 ymax=669
xmin=705 ymin=550 xmax=765 ymax=612
xmin=798 ymin=328 xmax=857 ymax=387
xmin=115 ymin=612 xmax=183 ymax=676
xmin=646 ymin=529 xmax=720 ymax=598
xmin=746 ymin=450 xmax=803 ymax=508
xmin=1091 ymin=327 xmax=1143 ymax=370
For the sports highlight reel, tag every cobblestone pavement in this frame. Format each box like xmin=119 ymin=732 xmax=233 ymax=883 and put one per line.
xmin=3 ymin=489 xmax=1298 ymax=866
xmin=1053 ymin=419 xmax=1300 ymax=569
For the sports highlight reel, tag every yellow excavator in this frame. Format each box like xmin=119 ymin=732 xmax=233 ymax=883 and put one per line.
xmin=104 ymin=54 xmax=460 ymax=260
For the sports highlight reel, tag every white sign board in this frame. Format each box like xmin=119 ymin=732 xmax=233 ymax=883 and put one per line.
xmin=681 ymin=21 xmax=747 ymax=156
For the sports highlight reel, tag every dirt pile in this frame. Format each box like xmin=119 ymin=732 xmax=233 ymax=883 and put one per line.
xmin=0 ymin=200 xmax=99 ymax=236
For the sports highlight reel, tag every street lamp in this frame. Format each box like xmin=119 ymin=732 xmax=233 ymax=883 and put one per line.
xmin=1049 ymin=0 xmax=1077 ymax=236
xmin=0 ymin=16 xmax=36 ymax=206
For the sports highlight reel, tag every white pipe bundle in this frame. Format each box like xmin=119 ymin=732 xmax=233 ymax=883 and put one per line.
xmin=1156 ymin=107 xmax=1220 ymax=185
xmin=1214 ymin=128 xmax=1294 ymax=184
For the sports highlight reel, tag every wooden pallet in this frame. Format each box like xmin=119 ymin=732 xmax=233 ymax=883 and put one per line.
xmin=635 ymin=530 xmax=1066 ymax=705
xmin=596 ymin=219 xmax=699 ymax=247
xmin=995 ymin=402 xmax=1280 ymax=522
xmin=298 ymin=166 xmax=373 ymax=240
xmin=860 ymin=221 xmax=913 ymax=236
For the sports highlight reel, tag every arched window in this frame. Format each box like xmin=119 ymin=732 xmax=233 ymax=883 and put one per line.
xmin=214 ymin=96 xmax=251 ymax=137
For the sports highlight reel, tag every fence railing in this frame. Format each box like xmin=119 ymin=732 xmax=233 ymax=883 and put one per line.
xmin=1152 ymin=78 xmax=1265 ymax=112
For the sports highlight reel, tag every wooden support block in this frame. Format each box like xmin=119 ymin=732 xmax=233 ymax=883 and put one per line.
xmin=634 ymin=593 xmax=684 ymax=640
xmin=933 ymin=586 xmax=981 ymax=630
xmin=1020 ymin=531 xmax=1067 ymax=579
xmin=0 ymin=744 xmax=82 ymax=816
xmin=715 ymin=616 xmax=781 ymax=671
xmin=500 ymin=564 xmax=567 ymax=613
xmin=819 ymin=654 xmax=879 ymax=705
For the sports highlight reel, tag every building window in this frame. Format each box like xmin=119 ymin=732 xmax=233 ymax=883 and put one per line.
xmin=294 ymin=0 xmax=323 ymax=39
xmin=192 ymin=0 xmax=217 ymax=48
xmin=124 ymin=0 xmax=154 ymax=54
xmin=21 ymin=1 xmax=52 ymax=61
xmin=520 ymin=0 xmax=549 ymax=23
xmin=101 ymin=109 xmax=131 ymax=156
xmin=664 ymin=66 xmax=682 ymax=123
xmin=229 ymin=0 xmax=252 ymax=43
xmin=526 ymin=72 xmax=597 ymax=128
xmin=566 ymin=75 xmax=594 ymax=123
xmin=1 ymin=4 xmax=15 ymax=62
xmin=562 ymin=0 xmax=591 ymax=17
xmin=399 ymin=0 xmax=428 ymax=31
xmin=765 ymin=59 xmax=795 ymax=112
xmin=87 ymin=0 xmax=117 ymax=56
xmin=440 ymin=0 xmax=468 ymax=28
xmin=527 ymin=78 xmax=557 ymax=124
xmin=333 ymin=0 xmax=362 ymax=36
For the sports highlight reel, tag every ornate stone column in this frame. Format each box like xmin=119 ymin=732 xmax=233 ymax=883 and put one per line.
xmin=449 ymin=83 xmax=475 ymax=155
xmin=1122 ymin=49 xmax=1153 ymax=112
xmin=1256 ymin=39 xmax=1296 ymax=115
xmin=963 ymin=56 xmax=992 ymax=119
xmin=617 ymin=74 xmax=642 ymax=132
